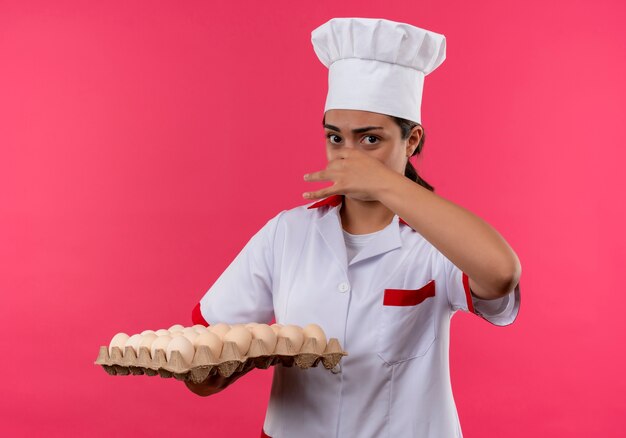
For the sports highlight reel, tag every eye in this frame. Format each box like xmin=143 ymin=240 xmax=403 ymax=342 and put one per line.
xmin=326 ymin=133 xmax=342 ymax=144
xmin=362 ymin=135 xmax=380 ymax=145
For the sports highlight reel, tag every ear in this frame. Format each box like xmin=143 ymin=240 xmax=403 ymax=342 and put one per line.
xmin=406 ymin=125 xmax=424 ymax=156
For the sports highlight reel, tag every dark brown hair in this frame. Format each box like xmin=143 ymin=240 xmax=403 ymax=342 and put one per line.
xmin=390 ymin=115 xmax=434 ymax=192
xmin=322 ymin=114 xmax=435 ymax=192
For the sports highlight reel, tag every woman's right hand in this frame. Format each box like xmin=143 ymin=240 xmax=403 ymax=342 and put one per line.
xmin=184 ymin=362 xmax=256 ymax=396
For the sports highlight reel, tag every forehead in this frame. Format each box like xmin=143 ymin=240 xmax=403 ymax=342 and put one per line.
xmin=324 ymin=109 xmax=394 ymax=128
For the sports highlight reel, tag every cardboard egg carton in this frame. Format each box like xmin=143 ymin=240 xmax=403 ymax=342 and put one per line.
xmin=94 ymin=336 xmax=347 ymax=384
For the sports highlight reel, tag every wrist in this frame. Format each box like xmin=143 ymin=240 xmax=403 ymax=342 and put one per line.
xmin=375 ymin=169 xmax=410 ymax=204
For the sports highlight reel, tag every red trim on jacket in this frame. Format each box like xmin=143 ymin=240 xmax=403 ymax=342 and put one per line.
xmin=191 ymin=302 xmax=209 ymax=326
xmin=307 ymin=195 xmax=414 ymax=231
xmin=398 ymin=217 xmax=416 ymax=231
xmin=462 ymin=272 xmax=476 ymax=313
xmin=307 ymin=194 xmax=343 ymax=209
xmin=260 ymin=430 xmax=271 ymax=438
xmin=383 ymin=280 xmax=436 ymax=306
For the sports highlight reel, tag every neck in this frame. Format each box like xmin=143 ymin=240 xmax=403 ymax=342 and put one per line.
xmin=340 ymin=195 xmax=395 ymax=234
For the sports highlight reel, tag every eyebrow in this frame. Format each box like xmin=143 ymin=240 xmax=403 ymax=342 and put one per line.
xmin=323 ymin=124 xmax=385 ymax=134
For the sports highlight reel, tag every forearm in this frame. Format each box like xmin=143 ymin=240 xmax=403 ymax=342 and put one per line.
xmin=184 ymin=365 xmax=254 ymax=397
xmin=184 ymin=380 xmax=225 ymax=397
xmin=377 ymin=172 xmax=521 ymax=299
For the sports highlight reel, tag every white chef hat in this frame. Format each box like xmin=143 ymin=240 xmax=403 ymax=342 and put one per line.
xmin=311 ymin=17 xmax=446 ymax=124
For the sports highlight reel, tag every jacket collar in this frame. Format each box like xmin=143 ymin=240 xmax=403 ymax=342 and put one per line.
xmin=307 ymin=195 xmax=412 ymax=269
xmin=307 ymin=195 xmax=415 ymax=230
xmin=307 ymin=194 xmax=344 ymax=209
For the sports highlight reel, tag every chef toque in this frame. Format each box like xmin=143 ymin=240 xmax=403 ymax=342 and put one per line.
xmin=311 ymin=17 xmax=446 ymax=124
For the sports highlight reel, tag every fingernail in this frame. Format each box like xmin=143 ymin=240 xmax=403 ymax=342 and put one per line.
xmin=303 ymin=174 xmax=309 ymax=180
xmin=303 ymin=193 xmax=310 ymax=198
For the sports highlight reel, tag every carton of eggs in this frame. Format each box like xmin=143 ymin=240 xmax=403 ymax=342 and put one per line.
xmin=95 ymin=322 xmax=347 ymax=383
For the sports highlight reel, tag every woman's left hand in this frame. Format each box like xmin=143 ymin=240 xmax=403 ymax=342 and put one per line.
xmin=302 ymin=148 xmax=399 ymax=201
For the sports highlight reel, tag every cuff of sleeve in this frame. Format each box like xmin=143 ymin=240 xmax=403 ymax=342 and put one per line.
xmin=192 ymin=302 xmax=209 ymax=326
xmin=462 ymin=272 xmax=521 ymax=326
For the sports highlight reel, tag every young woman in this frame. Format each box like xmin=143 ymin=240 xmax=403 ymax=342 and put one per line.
xmin=186 ymin=18 xmax=521 ymax=438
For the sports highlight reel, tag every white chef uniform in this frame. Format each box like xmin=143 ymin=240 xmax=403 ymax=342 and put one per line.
xmin=194 ymin=194 xmax=521 ymax=438
xmin=192 ymin=16 xmax=521 ymax=438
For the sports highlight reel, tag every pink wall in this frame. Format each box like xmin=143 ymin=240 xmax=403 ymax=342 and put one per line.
xmin=1 ymin=0 xmax=624 ymax=436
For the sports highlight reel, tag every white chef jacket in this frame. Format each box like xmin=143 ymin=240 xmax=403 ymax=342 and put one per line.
xmin=194 ymin=194 xmax=521 ymax=438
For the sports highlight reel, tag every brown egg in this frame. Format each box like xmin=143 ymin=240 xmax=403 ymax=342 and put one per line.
xmin=302 ymin=323 xmax=327 ymax=354
xmin=278 ymin=325 xmax=304 ymax=351
xmin=193 ymin=332 xmax=223 ymax=359
xmin=251 ymin=324 xmax=278 ymax=353
xmin=223 ymin=325 xmax=253 ymax=356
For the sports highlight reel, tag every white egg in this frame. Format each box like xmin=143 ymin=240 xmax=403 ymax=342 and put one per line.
xmin=194 ymin=326 xmax=209 ymax=334
xmin=168 ymin=324 xmax=184 ymax=332
xmin=208 ymin=323 xmax=231 ymax=339
xmin=193 ymin=332 xmax=223 ymax=359
xmin=270 ymin=323 xmax=283 ymax=336
xmin=124 ymin=334 xmax=143 ymax=354
xmin=251 ymin=324 xmax=277 ymax=353
xmin=278 ymin=325 xmax=304 ymax=351
xmin=108 ymin=333 xmax=129 ymax=355
xmin=183 ymin=330 xmax=199 ymax=343
xmin=302 ymin=323 xmax=327 ymax=354
xmin=245 ymin=322 xmax=259 ymax=330
xmin=166 ymin=336 xmax=195 ymax=364
xmin=138 ymin=333 xmax=158 ymax=351
xmin=223 ymin=325 xmax=253 ymax=356
xmin=169 ymin=331 xmax=184 ymax=337
xmin=155 ymin=329 xmax=170 ymax=336
xmin=140 ymin=329 xmax=155 ymax=336
xmin=150 ymin=335 xmax=172 ymax=359
xmin=192 ymin=324 xmax=208 ymax=331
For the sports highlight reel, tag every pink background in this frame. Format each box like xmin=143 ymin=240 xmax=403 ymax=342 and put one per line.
xmin=1 ymin=0 xmax=624 ymax=436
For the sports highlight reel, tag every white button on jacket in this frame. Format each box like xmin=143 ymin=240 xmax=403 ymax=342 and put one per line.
xmin=195 ymin=195 xmax=521 ymax=438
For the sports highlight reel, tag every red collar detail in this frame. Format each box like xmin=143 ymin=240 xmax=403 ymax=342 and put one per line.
xmin=307 ymin=194 xmax=344 ymax=209
xmin=398 ymin=217 xmax=416 ymax=231
xmin=307 ymin=195 xmax=415 ymax=231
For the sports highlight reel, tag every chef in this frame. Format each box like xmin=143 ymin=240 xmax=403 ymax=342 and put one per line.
xmin=187 ymin=17 xmax=522 ymax=438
